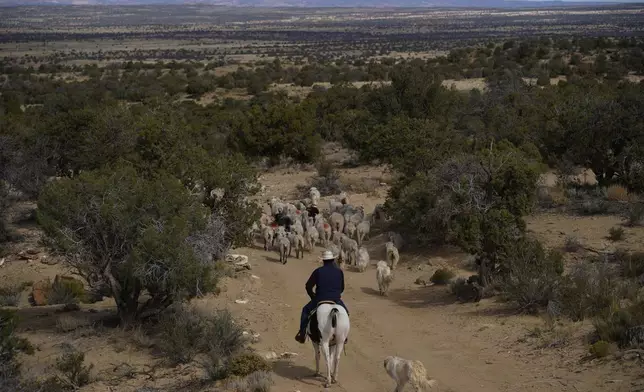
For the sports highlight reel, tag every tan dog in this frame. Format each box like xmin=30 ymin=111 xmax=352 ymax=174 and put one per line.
xmin=384 ymin=356 xmax=437 ymax=391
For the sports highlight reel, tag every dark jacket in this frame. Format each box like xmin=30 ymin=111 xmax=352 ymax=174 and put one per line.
xmin=305 ymin=262 xmax=344 ymax=303
xmin=307 ymin=206 xmax=320 ymax=221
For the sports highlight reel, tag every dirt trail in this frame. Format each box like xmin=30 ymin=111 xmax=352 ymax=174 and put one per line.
xmin=221 ymin=244 xmax=631 ymax=392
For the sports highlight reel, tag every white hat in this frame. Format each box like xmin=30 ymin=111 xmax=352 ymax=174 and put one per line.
xmin=321 ymin=250 xmax=334 ymax=261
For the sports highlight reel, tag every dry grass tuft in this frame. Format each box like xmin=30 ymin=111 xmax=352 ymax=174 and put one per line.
xmin=606 ymin=185 xmax=629 ymax=202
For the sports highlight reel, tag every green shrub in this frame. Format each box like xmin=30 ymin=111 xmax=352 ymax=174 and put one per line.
xmin=556 ymin=263 xmax=619 ymax=321
xmin=593 ymin=301 xmax=644 ymax=348
xmin=624 ymin=202 xmax=644 ymax=226
xmin=37 ymin=164 xmax=220 ymax=325
xmin=47 ymin=276 xmax=86 ymax=305
xmin=608 ymin=226 xmax=625 ymax=241
xmin=0 ymin=310 xmax=35 ymax=385
xmin=158 ymin=305 xmax=246 ymax=374
xmin=430 ymin=268 xmax=455 ymax=285
xmin=54 ymin=348 xmax=93 ymax=389
xmin=308 ymin=160 xmax=342 ymax=197
xmin=498 ymin=238 xmax=562 ymax=314
xmin=614 ymin=250 xmax=644 ymax=278
xmin=228 ymin=353 xmax=271 ymax=377
xmin=158 ymin=306 xmax=206 ymax=364
xmin=589 ymin=340 xmax=612 ymax=358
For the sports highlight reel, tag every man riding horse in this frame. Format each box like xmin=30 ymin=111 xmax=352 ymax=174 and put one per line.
xmin=295 ymin=250 xmax=349 ymax=344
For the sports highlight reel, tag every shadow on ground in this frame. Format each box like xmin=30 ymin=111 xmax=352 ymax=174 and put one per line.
xmin=272 ymin=359 xmax=324 ymax=387
xmin=361 ymin=285 xmax=457 ymax=308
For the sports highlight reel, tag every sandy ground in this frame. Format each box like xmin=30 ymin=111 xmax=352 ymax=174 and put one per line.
xmin=2 ymin=166 xmax=644 ymax=392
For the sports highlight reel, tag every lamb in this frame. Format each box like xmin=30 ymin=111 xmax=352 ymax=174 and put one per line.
xmin=261 ymin=225 xmax=274 ymax=251
xmin=316 ymin=219 xmax=331 ymax=247
xmin=278 ymin=236 xmax=291 ymax=264
xmin=376 ymin=261 xmax=394 ymax=296
xmin=310 ymin=187 xmax=321 ymax=206
xmin=327 ymin=244 xmax=341 ymax=261
xmin=329 ymin=212 xmax=345 ymax=239
xmin=346 ymin=221 xmax=357 ymax=239
xmin=384 ymin=356 xmax=437 ymax=392
xmin=272 ymin=226 xmax=286 ymax=248
xmin=291 ymin=219 xmax=304 ymax=236
xmin=288 ymin=233 xmax=305 ymax=259
xmin=356 ymin=246 xmax=369 ymax=272
xmin=356 ymin=220 xmax=371 ymax=247
xmin=385 ymin=241 xmax=400 ymax=270
xmin=341 ymin=236 xmax=359 ymax=266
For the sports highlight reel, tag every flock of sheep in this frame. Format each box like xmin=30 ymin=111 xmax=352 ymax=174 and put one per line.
xmin=252 ymin=188 xmax=439 ymax=390
xmin=253 ymin=187 xmax=404 ymax=297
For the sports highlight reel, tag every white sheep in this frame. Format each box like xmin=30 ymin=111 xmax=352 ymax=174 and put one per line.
xmin=341 ymin=236 xmax=359 ymax=266
xmin=329 ymin=212 xmax=345 ymax=238
xmin=288 ymin=232 xmax=305 ymax=259
xmin=384 ymin=356 xmax=437 ymax=391
xmin=376 ymin=261 xmax=393 ymax=296
xmin=316 ymin=219 xmax=331 ymax=247
xmin=385 ymin=241 xmax=400 ymax=270
xmin=327 ymin=244 xmax=341 ymax=261
xmin=356 ymin=246 xmax=369 ymax=272
xmin=272 ymin=226 xmax=286 ymax=248
xmin=291 ymin=219 xmax=304 ymax=236
xmin=356 ymin=220 xmax=371 ymax=247
xmin=261 ymin=225 xmax=274 ymax=251
xmin=278 ymin=236 xmax=290 ymax=264
xmin=310 ymin=187 xmax=321 ymax=206
xmin=305 ymin=226 xmax=319 ymax=251
xmin=346 ymin=221 xmax=357 ymax=239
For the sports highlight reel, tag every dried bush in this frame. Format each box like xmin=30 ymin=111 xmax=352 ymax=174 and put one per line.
xmin=430 ymin=268 xmax=455 ymax=285
xmin=0 ymin=284 xmax=28 ymax=307
xmin=228 ymin=353 xmax=271 ymax=377
xmin=54 ymin=348 xmax=93 ymax=389
xmin=226 ymin=370 xmax=274 ymax=392
xmin=613 ymin=250 xmax=644 ymax=279
xmin=624 ymin=202 xmax=644 ymax=226
xmin=556 ymin=263 xmax=620 ymax=321
xmin=158 ymin=305 xmax=246 ymax=375
xmin=563 ymin=236 xmax=582 ymax=253
xmin=608 ymin=226 xmax=625 ymax=242
xmin=498 ymin=238 xmax=563 ymax=314
xmin=158 ymin=306 xmax=206 ymax=364
xmin=606 ymin=185 xmax=629 ymax=201
xmin=593 ymin=300 xmax=644 ymax=348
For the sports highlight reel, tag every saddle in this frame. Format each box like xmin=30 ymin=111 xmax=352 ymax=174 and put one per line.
xmin=305 ymin=301 xmax=344 ymax=346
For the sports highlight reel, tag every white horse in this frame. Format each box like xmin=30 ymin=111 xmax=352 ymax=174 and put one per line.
xmin=307 ymin=301 xmax=350 ymax=388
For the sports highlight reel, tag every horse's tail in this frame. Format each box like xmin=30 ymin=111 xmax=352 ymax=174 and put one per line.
xmin=330 ymin=307 xmax=339 ymax=328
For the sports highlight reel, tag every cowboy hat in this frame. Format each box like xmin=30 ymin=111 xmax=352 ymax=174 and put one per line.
xmin=321 ymin=250 xmax=335 ymax=261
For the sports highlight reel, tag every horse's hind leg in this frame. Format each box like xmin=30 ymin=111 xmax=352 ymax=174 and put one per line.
xmin=331 ymin=342 xmax=344 ymax=384
xmin=321 ymin=342 xmax=332 ymax=387
xmin=313 ymin=343 xmax=321 ymax=377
